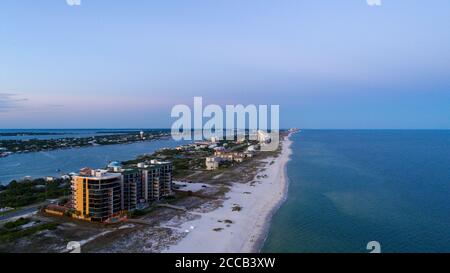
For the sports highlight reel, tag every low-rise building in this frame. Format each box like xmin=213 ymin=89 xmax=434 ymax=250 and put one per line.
xmin=46 ymin=176 xmax=55 ymax=182
xmin=45 ymin=204 xmax=69 ymax=217
xmin=234 ymin=156 xmax=245 ymax=163
xmin=61 ymin=175 xmax=71 ymax=180
xmin=210 ymin=136 xmax=218 ymax=143
xmin=194 ymin=141 xmax=210 ymax=148
xmin=214 ymin=151 xmax=234 ymax=161
xmin=205 ymin=157 xmax=221 ymax=170
xmin=247 ymin=145 xmax=257 ymax=152
xmin=176 ymin=146 xmax=185 ymax=151
xmin=214 ymin=146 xmax=226 ymax=152
xmin=257 ymin=130 xmax=271 ymax=144
xmin=237 ymin=136 xmax=246 ymax=144
xmin=244 ymin=151 xmax=254 ymax=158
xmin=214 ymin=151 xmax=246 ymax=162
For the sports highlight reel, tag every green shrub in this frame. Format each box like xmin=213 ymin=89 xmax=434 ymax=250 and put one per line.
xmin=4 ymin=218 xmax=30 ymax=229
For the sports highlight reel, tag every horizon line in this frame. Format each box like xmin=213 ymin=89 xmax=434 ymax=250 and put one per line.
xmin=1 ymin=128 xmax=449 ymax=131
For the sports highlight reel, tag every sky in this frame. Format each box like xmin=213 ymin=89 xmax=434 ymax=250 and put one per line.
xmin=0 ymin=0 xmax=449 ymax=129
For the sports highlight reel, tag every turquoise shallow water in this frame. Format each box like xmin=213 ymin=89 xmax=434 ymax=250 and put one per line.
xmin=262 ymin=130 xmax=450 ymax=253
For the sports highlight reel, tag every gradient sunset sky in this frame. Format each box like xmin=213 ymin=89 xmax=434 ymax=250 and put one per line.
xmin=1 ymin=0 xmax=449 ymax=129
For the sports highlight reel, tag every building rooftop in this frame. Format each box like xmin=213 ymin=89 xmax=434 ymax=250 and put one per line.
xmin=107 ymin=161 xmax=122 ymax=168
xmin=206 ymin=157 xmax=222 ymax=162
xmin=74 ymin=169 xmax=121 ymax=180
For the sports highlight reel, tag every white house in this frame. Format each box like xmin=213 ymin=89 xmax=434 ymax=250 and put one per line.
xmin=257 ymin=130 xmax=271 ymax=144
xmin=205 ymin=157 xmax=221 ymax=170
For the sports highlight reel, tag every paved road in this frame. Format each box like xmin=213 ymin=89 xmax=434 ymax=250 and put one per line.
xmin=0 ymin=202 xmax=47 ymax=222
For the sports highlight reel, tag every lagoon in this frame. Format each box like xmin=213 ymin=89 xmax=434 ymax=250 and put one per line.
xmin=0 ymin=138 xmax=186 ymax=184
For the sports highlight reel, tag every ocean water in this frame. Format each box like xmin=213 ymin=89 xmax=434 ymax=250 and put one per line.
xmin=262 ymin=130 xmax=450 ymax=253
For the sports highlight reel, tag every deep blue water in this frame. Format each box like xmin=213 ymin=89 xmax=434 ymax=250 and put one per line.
xmin=263 ymin=130 xmax=450 ymax=253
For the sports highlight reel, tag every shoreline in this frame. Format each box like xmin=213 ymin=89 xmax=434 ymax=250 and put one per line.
xmin=164 ymin=133 xmax=294 ymax=253
xmin=253 ymin=135 xmax=293 ymax=252
xmin=244 ymin=133 xmax=294 ymax=253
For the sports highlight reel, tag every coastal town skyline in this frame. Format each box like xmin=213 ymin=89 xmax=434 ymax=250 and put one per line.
xmin=1 ymin=1 xmax=450 ymax=129
xmin=1 ymin=1 xmax=450 ymax=260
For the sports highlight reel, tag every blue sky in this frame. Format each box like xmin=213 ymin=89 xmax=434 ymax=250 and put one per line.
xmin=0 ymin=0 xmax=449 ymax=129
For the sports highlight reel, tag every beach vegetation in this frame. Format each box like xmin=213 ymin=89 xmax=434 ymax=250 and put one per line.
xmin=4 ymin=217 xmax=31 ymax=229
xmin=0 ymin=222 xmax=58 ymax=242
xmin=0 ymin=178 xmax=71 ymax=208
xmin=232 ymin=205 xmax=242 ymax=212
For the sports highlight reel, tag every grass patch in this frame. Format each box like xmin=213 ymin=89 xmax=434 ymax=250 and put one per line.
xmin=3 ymin=217 xmax=31 ymax=230
xmin=0 ymin=222 xmax=58 ymax=242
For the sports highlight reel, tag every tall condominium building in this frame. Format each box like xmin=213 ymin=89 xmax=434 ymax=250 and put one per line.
xmin=158 ymin=161 xmax=173 ymax=198
xmin=120 ymin=169 xmax=140 ymax=211
xmin=72 ymin=160 xmax=173 ymax=222
xmin=72 ymin=168 xmax=122 ymax=222
xmin=136 ymin=160 xmax=173 ymax=202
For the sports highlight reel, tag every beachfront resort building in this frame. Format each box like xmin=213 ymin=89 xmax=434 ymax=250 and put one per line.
xmin=71 ymin=160 xmax=173 ymax=222
xmin=120 ymin=168 xmax=140 ymax=211
xmin=72 ymin=168 xmax=123 ymax=222
xmin=136 ymin=160 xmax=173 ymax=202
xmin=214 ymin=151 xmax=247 ymax=162
xmin=205 ymin=151 xmax=249 ymax=170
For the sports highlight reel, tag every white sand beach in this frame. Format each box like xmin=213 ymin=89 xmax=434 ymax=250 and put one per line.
xmin=165 ymin=134 xmax=293 ymax=253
